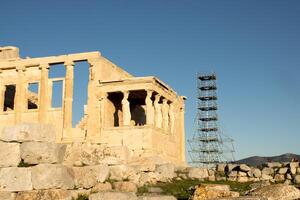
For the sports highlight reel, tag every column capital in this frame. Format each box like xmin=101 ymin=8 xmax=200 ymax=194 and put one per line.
xmin=64 ymin=60 xmax=75 ymax=67
xmin=38 ymin=63 xmax=50 ymax=70
xmin=162 ymin=98 xmax=168 ymax=103
xmin=154 ymin=94 xmax=161 ymax=101
xmin=123 ymin=90 xmax=129 ymax=99
xmin=16 ymin=66 xmax=26 ymax=72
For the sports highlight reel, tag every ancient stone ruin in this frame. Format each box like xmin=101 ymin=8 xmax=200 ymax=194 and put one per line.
xmin=0 ymin=46 xmax=186 ymax=165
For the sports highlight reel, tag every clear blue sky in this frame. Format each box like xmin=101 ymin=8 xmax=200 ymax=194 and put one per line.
xmin=1 ymin=0 xmax=300 ymax=160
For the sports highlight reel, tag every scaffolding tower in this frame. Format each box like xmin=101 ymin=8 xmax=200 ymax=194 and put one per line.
xmin=188 ymin=72 xmax=235 ymax=167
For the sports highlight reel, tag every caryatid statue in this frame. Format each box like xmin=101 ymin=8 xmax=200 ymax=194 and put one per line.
xmin=154 ymin=94 xmax=162 ymax=128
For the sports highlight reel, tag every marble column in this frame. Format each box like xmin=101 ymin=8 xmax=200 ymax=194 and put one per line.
xmin=162 ymin=99 xmax=169 ymax=131
xmin=15 ymin=68 xmax=26 ymax=124
xmin=145 ymin=90 xmax=154 ymax=125
xmin=63 ymin=60 xmax=74 ymax=138
xmin=38 ymin=63 xmax=50 ymax=123
xmin=0 ymin=80 xmax=5 ymax=112
xmin=169 ymin=103 xmax=175 ymax=134
xmin=122 ymin=91 xmax=131 ymax=126
xmin=154 ymin=94 xmax=162 ymax=128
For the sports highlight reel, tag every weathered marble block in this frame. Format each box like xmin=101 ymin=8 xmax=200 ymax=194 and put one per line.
xmin=21 ymin=142 xmax=66 ymax=164
xmin=0 ymin=141 xmax=20 ymax=167
xmin=1 ymin=123 xmax=56 ymax=142
xmin=72 ymin=165 xmax=109 ymax=189
xmin=31 ymin=164 xmax=74 ymax=190
xmin=0 ymin=167 xmax=32 ymax=191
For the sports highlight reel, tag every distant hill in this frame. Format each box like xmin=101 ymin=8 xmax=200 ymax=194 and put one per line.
xmin=236 ymin=153 xmax=300 ymax=167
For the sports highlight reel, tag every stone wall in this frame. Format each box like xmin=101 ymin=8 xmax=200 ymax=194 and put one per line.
xmin=0 ymin=123 xmax=299 ymax=200
xmin=0 ymin=123 xmax=179 ymax=200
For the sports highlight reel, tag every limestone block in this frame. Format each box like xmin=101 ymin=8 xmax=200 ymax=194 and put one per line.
xmin=91 ymin=182 xmax=112 ymax=193
xmin=89 ymin=192 xmax=138 ymax=200
xmin=138 ymin=172 xmax=160 ymax=186
xmin=239 ymin=164 xmax=251 ymax=172
xmin=237 ymin=176 xmax=248 ymax=183
xmin=274 ymin=174 xmax=285 ymax=182
xmin=250 ymin=184 xmax=300 ymax=200
xmin=0 ymin=191 xmax=17 ymax=200
xmin=208 ymin=175 xmax=216 ymax=181
xmin=0 ymin=141 xmax=20 ymax=167
xmin=1 ymin=123 xmax=56 ymax=142
xmin=225 ymin=164 xmax=237 ymax=172
xmin=278 ymin=167 xmax=288 ymax=174
xmin=31 ymin=164 xmax=74 ymax=190
xmin=187 ymin=167 xmax=209 ymax=180
xmin=266 ymin=162 xmax=282 ymax=168
xmin=113 ymin=181 xmax=137 ymax=193
xmin=109 ymin=165 xmax=137 ymax=181
xmin=294 ymin=175 xmax=300 ymax=184
xmin=138 ymin=196 xmax=177 ymax=200
xmin=191 ymin=184 xmax=239 ymax=200
xmin=248 ymin=168 xmax=261 ymax=178
xmin=0 ymin=168 xmax=32 ymax=191
xmin=72 ymin=165 xmax=109 ymax=189
xmin=20 ymin=142 xmax=66 ymax=164
xmin=290 ymin=166 xmax=297 ymax=175
xmin=286 ymin=173 xmax=292 ymax=180
xmin=289 ymin=162 xmax=299 ymax=168
xmin=261 ymin=174 xmax=273 ymax=181
xmin=156 ymin=164 xmax=176 ymax=182
xmin=216 ymin=163 xmax=226 ymax=172
xmin=284 ymin=179 xmax=292 ymax=185
xmin=228 ymin=171 xmax=238 ymax=177
xmin=261 ymin=167 xmax=274 ymax=176
xmin=63 ymin=143 xmax=106 ymax=166
xmin=129 ymin=158 xmax=156 ymax=172
xmin=238 ymin=171 xmax=247 ymax=177
xmin=16 ymin=189 xmax=71 ymax=200
xmin=103 ymin=146 xmax=133 ymax=163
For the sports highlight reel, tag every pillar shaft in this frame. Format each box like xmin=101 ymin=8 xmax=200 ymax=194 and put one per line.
xmin=122 ymin=91 xmax=131 ymax=126
xmin=63 ymin=61 xmax=74 ymax=138
xmin=162 ymin=99 xmax=169 ymax=131
xmin=145 ymin=90 xmax=154 ymax=125
xmin=38 ymin=64 xmax=49 ymax=123
xmin=154 ymin=94 xmax=162 ymax=128
xmin=169 ymin=103 xmax=175 ymax=134
xmin=15 ymin=68 xmax=26 ymax=124
xmin=0 ymin=84 xmax=5 ymax=112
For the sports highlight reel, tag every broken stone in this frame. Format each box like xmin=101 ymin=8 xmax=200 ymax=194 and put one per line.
xmin=187 ymin=167 xmax=209 ymax=180
xmin=72 ymin=165 xmax=109 ymax=189
xmin=109 ymin=165 xmax=137 ymax=181
xmin=251 ymin=184 xmax=300 ymax=200
xmin=261 ymin=167 xmax=274 ymax=176
xmin=191 ymin=184 xmax=239 ymax=200
xmin=156 ymin=163 xmax=176 ymax=182
xmin=266 ymin=162 xmax=282 ymax=168
xmin=239 ymin=164 xmax=251 ymax=172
